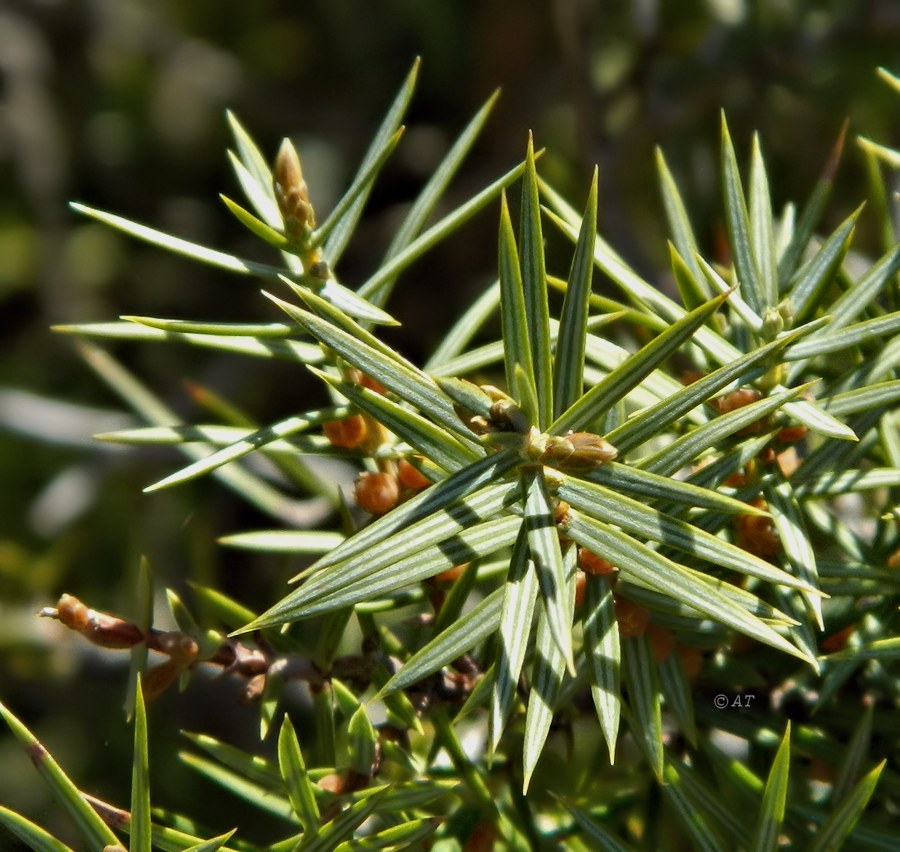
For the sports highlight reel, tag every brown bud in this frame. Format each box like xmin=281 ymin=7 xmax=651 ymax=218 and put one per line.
xmin=820 ymin=624 xmax=856 ymax=654
xmin=715 ymin=388 xmax=770 ymax=435
xmin=678 ymin=644 xmax=703 ymax=680
xmin=142 ymin=660 xmax=183 ymax=701
xmin=776 ymin=446 xmax=800 ymax=478
xmin=777 ymin=425 xmax=808 ymax=444
xmin=398 ymin=458 xmax=431 ymax=491
xmin=53 ymin=594 xmax=144 ymax=649
xmin=574 ymin=572 xmax=586 ymax=608
xmin=487 ymin=399 xmax=530 ymax=434
xmin=648 ymin=624 xmax=675 ymax=662
xmin=153 ymin=630 xmax=199 ymax=664
xmin=577 ymin=547 xmax=617 ymax=576
xmin=56 ymin=594 xmax=89 ymax=631
xmin=359 ymin=373 xmax=388 ymax=395
xmin=354 ymin=471 xmax=400 ymax=516
xmin=715 ymin=388 xmax=762 ymax=414
xmin=736 ymin=499 xmax=780 ymax=558
xmin=323 ymin=415 xmax=368 ymax=449
xmin=614 ymin=596 xmax=650 ymax=638
xmin=681 ymin=370 xmax=707 ymax=386
xmin=434 ymin=563 xmax=469 ymax=584
xmin=274 ymin=138 xmax=315 ymax=232
xmin=318 ymin=771 xmax=351 ymax=794
xmin=552 ymin=499 xmax=571 ymax=526
xmin=538 ymin=431 xmax=617 ymax=470
xmin=240 ymin=673 xmax=268 ymax=703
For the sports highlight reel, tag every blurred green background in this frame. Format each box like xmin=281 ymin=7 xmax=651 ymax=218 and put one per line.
xmin=1 ymin=0 xmax=898 ymax=845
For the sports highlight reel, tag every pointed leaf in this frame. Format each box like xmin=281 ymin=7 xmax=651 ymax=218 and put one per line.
xmin=70 ymin=202 xmax=288 ymax=277
xmin=656 ymin=148 xmax=707 ymax=292
xmin=241 ymin=515 xmax=521 ymax=628
xmin=266 ymin=293 xmax=473 ymax=445
xmin=184 ymin=731 xmax=284 ymax=792
xmin=665 ymin=756 xmax=746 ymax=843
xmin=554 ymin=168 xmax=598 ymax=417
xmin=498 ymin=190 xmax=537 ymax=408
xmin=305 ymin=449 xmax=518 ymax=574
xmin=795 ymin=468 xmax=900 ymax=497
xmin=661 ymin=762 xmax=727 ymax=851
xmin=130 ymin=677 xmax=151 ymax=852
xmin=120 ymin=316 xmax=294 ymax=337
xmin=75 ymin=343 xmax=323 ymax=523
xmin=749 ymin=134 xmax=779 ymax=309
xmin=788 ymin=207 xmax=860 ymax=323
xmin=333 ymin=819 xmax=437 ymax=851
xmin=278 ymin=716 xmax=320 ymax=834
xmin=559 ymin=475 xmax=820 ymax=593
xmin=822 ymin=637 xmax=900 ymax=661
xmin=823 ymin=380 xmax=900 ymax=418
xmin=179 ymin=751 xmax=294 ymax=819
xmin=296 ymin=479 xmax=518 ymax=600
xmin=312 ymin=127 xmax=405 ymax=250
xmin=556 ymin=799 xmax=633 ymax=851
xmin=298 ymin=789 xmax=391 ymax=852
xmin=721 ymin=116 xmax=765 ymax=314
xmin=832 ymin=704 xmax=873 ymax=805
xmin=125 ymin=557 xmax=152 ymax=722
xmin=376 ymin=90 xmax=500 ymax=304
xmin=0 ymin=807 xmax=74 ymax=852
xmin=542 ymin=202 xmax=742 ymax=367
xmin=808 ymin=761 xmax=885 ymax=852
xmin=359 ymin=158 xmax=531 ymax=301
xmin=323 ymin=59 xmax=418 ymax=264
xmin=220 ymin=194 xmax=289 ymax=249
xmin=561 ymin=512 xmax=814 ymax=664
xmin=670 ymin=242 xmax=713 ymax=311
xmin=657 ymin=649 xmax=697 ymax=746
xmin=228 ymin=144 xmax=280 ymax=231
xmin=828 ymin=244 xmax=900 ymax=332
xmin=378 ymin=587 xmax=504 ymax=697
xmin=491 ymin=527 xmax=540 ymax=748
xmin=524 ymin=469 xmax=575 ymax=673
xmin=640 ymin=384 xmax=810 ymax=476
xmin=605 ymin=319 xmax=824 ymax=455
xmin=622 ymin=635 xmax=664 ymax=779
xmin=522 ymin=578 xmax=572 ymax=793
xmin=520 ymin=136 xmax=553 ymax=428
xmin=584 ymin=460 xmax=763 ymax=515
xmin=347 ymin=706 xmax=377 ymax=777
xmin=144 ymin=412 xmax=327 ymax=493
xmin=777 ymin=122 xmax=845 ymax=283
xmin=766 ymin=476 xmax=822 ymax=628
xmin=697 ymin=253 xmax=762 ymax=332
xmin=583 ymin=574 xmax=621 ymax=763
xmin=749 ymin=723 xmax=791 ymax=852
xmin=0 ymin=702 xmax=121 ymax=849
xmin=786 ymin=311 xmax=900 ymax=361
xmin=182 ymin=832 xmax=238 ymax=852
xmin=55 ymin=319 xmax=322 ymax=363
xmin=219 ymin=530 xmax=344 ymax=553
xmin=226 ymin=110 xmax=279 ymax=224
xmin=781 ymin=398 xmax=857 ymax=441
xmin=552 ymin=291 xmax=729 ymax=435
xmin=426 ymin=281 xmax=501 ymax=369
xmin=313 ymin=368 xmax=478 ymax=471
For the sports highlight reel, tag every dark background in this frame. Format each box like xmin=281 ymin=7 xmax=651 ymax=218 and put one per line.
xmin=1 ymin=0 xmax=899 ymax=845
